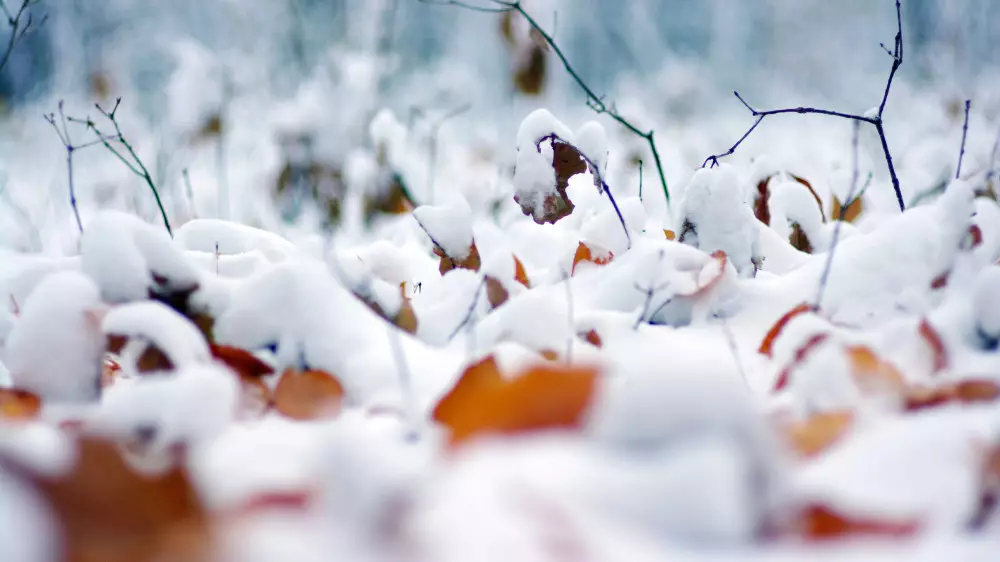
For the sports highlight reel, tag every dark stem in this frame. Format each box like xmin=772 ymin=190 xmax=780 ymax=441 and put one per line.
xmin=703 ymin=0 xmax=905 ymax=212
xmin=426 ymin=102 xmax=470 ymax=203
xmin=418 ymin=0 xmax=672 ymax=209
xmin=448 ymin=276 xmax=487 ymax=341
xmin=987 ymin=125 xmax=1000 ymax=186
xmin=637 ymin=159 xmax=643 ymax=201
xmin=815 ymin=121 xmax=862 ymax=311
xmin=0 ymin=0 xmax=45 ymax=74
xmin=956 ymin=99 xmax=971 ymax=180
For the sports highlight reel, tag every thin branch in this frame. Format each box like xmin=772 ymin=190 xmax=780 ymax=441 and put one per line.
xmin=65 ymin=98 xmax=173 ymax=236
xmin=703 ymin=0 xmax=905 ymax=212
xmin=637 ymin=159 xmax=643 ymax=201
xmin=426 ymin=102 xmax=470 ymax=203
xmin=815 ymin=121 xmax=862 ymax=311
xmin=44 ymin=101 xmax=83 ymax=233
xmin=448 ymin=276 xmax=487 ymax=341
xmin=387 ymin=322 xmax=420 ymax=442
xmin=987 ymin=125 xmax=1000 ymax=186
xmin=419 ymin=0 xmax=672 ymax=209
xmin=956 ymin=99 xmax=971 ymax=180
xmin=632 ymin=249 xmax=668 ymax=329
xmin=0 ymin=0 xmax=46 ymax=74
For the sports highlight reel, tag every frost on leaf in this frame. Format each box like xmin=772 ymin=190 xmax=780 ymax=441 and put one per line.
xmin=0 ymin=388 xmax=42 ymax=420
xmin=2 ymin=436 xmax=211 ymax=562
xmin=435 ymin=242 xmax=482 ymax=276
xmin=432 ymin=355 xmax=599 ymax=447
xmin=571 ymin=241 xmax=613 ymax=275
xmin=273 ymin=368 xmax=345 ymax=421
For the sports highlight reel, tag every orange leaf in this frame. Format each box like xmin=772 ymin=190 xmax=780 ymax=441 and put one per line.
xmin=433 ymin=357 xmax=599 ymax=446
xmin=785 ymin=410 xmax=854 ymax=458
xmin=0 ymin=388 xmax=41 ymax=420
xmin=759 ymin=303 xmax=814 ymax=357
xmin=681 ymin=250 xmax=728 ymax=298
xmin=954 ymin=379 xmax=1000 ymax=403
xmin=774 ymin=333 xmax=830 ymax=392
xmin=2 ymin=436 xmax=211 ymax=562
xmin=514 ymin=255 xmax=531 ymax=288
xmin=580 ymin=329 xmax=602 ymax=348
xmin=273 ymin=369 xmax=345 ymax=421
xmin=918 ymin=319 xmax=948 ymax=374
xmin=571 ymin=242 xmax=613 ymax=275
xmin=904 ymin=379 xmax=1000 ymax=411
xmin=664 ymin=229 xmax=676 ymax=241
xmin=539 ymin=349 xmax=559 ymax=361
xmin=799 ymin=504 xmax=920 ymax=540
xmin=845 ymin=346 xmax=906 ymax=395
xmin=436 ymin=241 xmax=482 ymax=276
xmin=210 ymin=344 xmax=274 ymax=378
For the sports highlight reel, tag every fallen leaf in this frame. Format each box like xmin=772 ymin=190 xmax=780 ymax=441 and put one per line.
xmin=0 ymin=388 xmax=41 ymax=420
xmin=785 ymin=410 xmax=853 ymax=457
xmin=437 ymin=241 xmax=482 ymax=275
xmin=580 ymin=329 xmax=602 ymax=348
xmin=918 ymin=319 xmax=948 ymax=374
xmin=210 ymin=344 xmax=274 ymax=378
xmin=273 ymin=368 xmax=345 ymax=421
xmin=798 ymin=504 xmax=920 ymax=540
xmin=571 ymin=242 xmax=613 ymax=275
xmin=486 ymin=276 xmax=510 ymax=309
xmin=2 ymin=437 xmax=211 ymax=562
xmin=395 ymin=283 xmax=419 ymax=335
xmin=514 ymin=255 xmax=531 ymax=288
xmin=759 ymin=303 xmax=814 ymax=358
xmin=845 ymin=346 xmax=906 ymax=395
xmin=831 ymin=193 xmax=864 ymax=223
xmin=774 ymin=333 xmax=831 ymax=392
xmin=433 ymin=356 xmax=599 ymax=446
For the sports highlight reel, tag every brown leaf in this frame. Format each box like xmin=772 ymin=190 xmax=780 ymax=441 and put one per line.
xmin=831 ymin=194 xmax=864 ymax=223
xmin=785 ymin=410 xmax=853 ymax=458
xmin=433 ymin=356 xmax=599 ymax=447
xmin=437 ymin=241 xmax=482 ymax=275
xmin=580 ymin=329 xmax=603 ymax=348
xmin=273 ymin=368 xmax=345 ymax=421
xmin=485 ymin=276 xmax=510 ymax=309
xmin=773 ymin=333 xmax=831 ymax=392
xmin=0 ymin=388 xmax=41 ymax=420
xmin=571 ymin=241 xmax=613 ymax=275
xmin=789 ymin=223 xmax=814 ymax=254
xmin=918 ymin=319 xmax=948 ymax=374
xmin=210 ymin=344 xmax=274 ymax=378
xmin=758 ymin=303 xmax=813 ymax=358
xmin=513 ymin=44 xmax=547 ymax=96
xmin=798 ymin=504 xmax=920 ymax=540
xmin=514 ymin=136 xmax=588 ymax=224
xmin=194 ymin=113 xmax=223 ymax=142
xmin=6 ymin=437 xmax=211 ymax=562
xmin=394 ymin=284 xmax=419 ymax=335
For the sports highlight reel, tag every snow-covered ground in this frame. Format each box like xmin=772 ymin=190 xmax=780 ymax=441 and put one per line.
xmin=2 ymin=1 xmax=1000 ymax=561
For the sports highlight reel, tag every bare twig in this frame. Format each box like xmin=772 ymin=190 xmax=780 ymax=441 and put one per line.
xmin=815 ymin=121 xmax=861 ymax=311
xmin=418 ymin=0 xmax=672 ymax=209
xmin=637 ymin=159 xmax=643 ymax=201
xmin=426 ymin=102 xmax=470 ymax=203
xmin=539 ymin=133 xmax=631 ymax=247
xmin=987 ymin=126 xmax=1000 ymax=186
xmin=387 ymin=322 xmax=420 ymax=442
xmin=704 ymin=0 xmax=906 ymax=212
xmin=66 ymin=97 xmax=173 ymax=236
xmin=448 ymin=276 xmax=487 ymax=341
xmin=956 ymin=99 xmax=971 ymax=180
xmin=0 ymin=0 xmax=46 ymax=74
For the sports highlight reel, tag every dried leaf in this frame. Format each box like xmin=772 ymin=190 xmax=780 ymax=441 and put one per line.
xmin=5 ymin=437 xmax=212 ymax=562
xmin=571 ymin=242 xmax=613 ymax=275
xmin=798 ymin=504 xmax=920 ymax=540
xmin=664 ymin=229 xmax=676 ymax=241
xmin=931 ymin=272 xmax=949 ymax=290
xmin=785 ymin=410 xmax=854 ymax=457
xmin=0 ymin=388 xmax=41 ymax=420
xmin=194 ymin=113 xmax=223 ymax=142
xmin=580 ymin=329 xmax=602 ymax=348
xmin=513 ymin=44 xmax=547 ymax=96
xmin=514 ymin=255 xmax=531 ymax=288
xmin=210 ymin=344 xmax=274 ymax=378
xmin=789 ymin=223 xmax=814 ymax=254
xmin=758 ymin=303 xmax=813 ymax=357
xmin=514 ymin=137 xmax=588 ymax=224
xmin=904 ymin=379 xmax=1000 ymax=411
xmin=273 ymin=368 xmax=345 ymax=421
xmin=433 ymin=356 xmax=599 ymax=447
xmin=845 ymin=346 xmax=906 ymax=395
xmin=680 ymin=250 xmax=728 ymax=298
xmin=395 ymin=284 xmax=419 ymax=335
xmin=773 ymin=333 xmax=831 ymax=392
xmin=831 ymin=194 xmax=864 ymax=223
xmin=485 ymin=276 xmax=510 ymax=309
xmin=918 ymin=319 xmax=948 ymax=374
xmin=437 ymin=241 xmax=482 ymax=275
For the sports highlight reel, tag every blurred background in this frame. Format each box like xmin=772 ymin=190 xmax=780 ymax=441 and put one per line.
xmin=0 ymin=0 xmax=998 ymax=253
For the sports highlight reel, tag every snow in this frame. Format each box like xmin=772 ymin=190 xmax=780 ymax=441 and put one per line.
xmin=101 ymin=301 xmax=211 ymax=371
xmin=3 ymin=271 xmax=105 ymax=402
xmin=413 ymin=197 xmax=474 ymax=260
xmin=0 ymin=466 xmax=57 ymax=562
